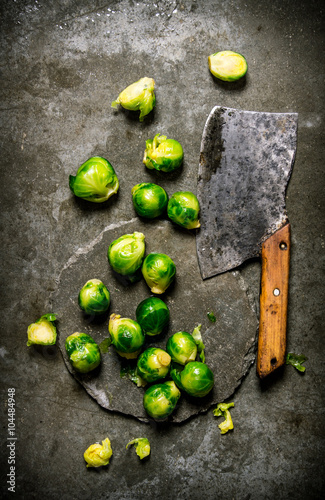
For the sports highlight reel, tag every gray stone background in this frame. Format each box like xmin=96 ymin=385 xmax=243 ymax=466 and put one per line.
xmin=0 ymin=0 xmax=324 ymax=498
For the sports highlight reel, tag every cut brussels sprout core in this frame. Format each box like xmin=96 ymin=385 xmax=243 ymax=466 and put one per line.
xmin=65 ymin=332 xmax=101 ymax=373
xmin=126 ymin=438 xmax=151 ymax=460
xmin=108 ymin=232 xmax=146 ymax=278
xmin=78 ymin=279 xmax=110 ymax=316
xmin=84 ymin=437 xmax=113 ymax=467
xmin=167 ymin=191 xmax=200 ymax=229
xmin=142 ymin=252 xmax=176 ymax=294
xmin=208 ymin=50 xmax=248 ymax=82
xmin=171 ymin=361 xmax=214 ymax=398
xmin=111 ymin=77 xmax=155 ymax=121
xmin=132 ymin=183 xmax=168 ymax=219
xmin=27 ymin=314 xmax=57 ymax=346
xmin=136 ymin=296 xmax=170 ymax=336
xmin=137 ymin=347 xmax=171 ymax=383
xmin=109 ymin=313 xmax=145 ymax=359
xmin=69 ymin=156 xmax=119 ymax=203
xmin=166 ymin=332 xmax=197 ymax=365
xmin=143 ymin=134 xmax=184 ymax=172
xmin=143 ymin=380 xmax=181 ymax=421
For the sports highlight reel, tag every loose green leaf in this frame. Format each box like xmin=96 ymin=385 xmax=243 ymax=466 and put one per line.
xmin=213 ymin=402 xmax=235 ymax=434
xmin=207 ymin=311 xmax=216 ymax=322
xmin=99 ymin=337 xmax=112 ymax=354
xmin=126 ymin=438 xmax=151 ymax=460
xmin=120 ymin=364 xmax=147 ymax=387
xmin=191 ymin=324 xmax=205 ymax=363
xmin=286 ymin=352 xmax=308 ymax=372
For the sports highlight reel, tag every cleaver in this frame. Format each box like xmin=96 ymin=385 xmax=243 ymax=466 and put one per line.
xmin=196 ymin=106 xmax=298 ymax=378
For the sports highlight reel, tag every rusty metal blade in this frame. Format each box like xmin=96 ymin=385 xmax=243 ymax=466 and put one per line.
xmin=196 ymin=106 xmax=298 ymax=279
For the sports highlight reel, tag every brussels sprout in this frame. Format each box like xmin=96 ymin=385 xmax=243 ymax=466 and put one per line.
xmin=143 ymin=133 xmax=184 ymax=173
xmin=65 ymin=332 xmax=101 ymax=373
xmin=27 ymin=313 xmax=57 ymax=346
xmin=142 ymin=252 xmax=176 ymax=294
xmin=108 ymin=313 xmax=145 ymax=359
xmin=166 ymin=332 xmax=197 ymax=365
xmin=167 ymin=191 xmax=200 ymax=229
xmin=136 ymin=297 xmax=170 ymax=336
xmin=208 ymin=50 xmax=247 ymax=82
xmin=84 ymin=437 xmax=112 ymax=467
xmin=69 ymin=156 xmax=119 ymax=203
xmin=137 ymin=347 xmax=171 ymax=383
xmin=131 ymin=183 xmax=168 ymax=219
xmin=78 ymin=279 xmax=110 ymax=316
xmin=126 ymin=438 xmax=151 ymax=460
xmin=171 ymin=361 xmax=214 ymax=398
xmin=111 ymin=77 xmax=155 ymax=122
xmin=108 ymin=232 xmax=146 ymax=279
xmin=143 ymin=380 xmax=181 ymax=421
xmin=213 ymin=402 xmax=235 ymax=434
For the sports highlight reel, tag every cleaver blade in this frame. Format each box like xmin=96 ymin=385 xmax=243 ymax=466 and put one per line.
xmin=196 ymin=106 xmax=298 ymax=378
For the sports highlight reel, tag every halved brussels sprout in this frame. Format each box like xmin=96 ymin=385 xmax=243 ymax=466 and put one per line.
xmin=108 ymin=232 xmax=146 ymax=279
xmin=137 ymin=347 xmax=171 ymax=383
xmin=143 ymin=380 xmax=181 ymax=421
xmin=167 ymin=191 xmax=200 ymax=229
xmin=27 ymin=313 xmax=57 ymax=346
xmin=84 ymin=437 xmax=112 ymax=467
xmin=171 ymin=361 xmax=214 ymax=398
xmin=65 ymin=332 xmax=101 ymax=373
xmin=78 ymin=279 xmax=110 ymax=316
xmin=108 ymin=313 xmax=145 ymax=359
xmin=126 ymin=438 xmax=151 ymax=460
xmin=143 ymin=134 xmax=184 ymax=172
xmin=142 ymin=252 xmax=176 ymax=294
xmin=111 ymin=77 xmax=155 ymax=122
xmin=131 ymin=183 xmax=168 ymax=219
xmin=208 ymin=50 xmax=247 ymax=82
xmin=166 ymin=331 xmax=197 ymax=365
xmin=69 ymin=156 xmax=119 ymax=203
xmin=136 ymin=296 xmax=170 ymax=336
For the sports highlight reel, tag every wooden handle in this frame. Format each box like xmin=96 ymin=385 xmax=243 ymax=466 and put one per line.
xmin=256 ymin=224 xmax=291 ymax=378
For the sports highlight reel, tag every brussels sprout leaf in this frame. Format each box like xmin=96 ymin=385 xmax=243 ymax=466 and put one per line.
xmin=39 ymin=313 xmax=57 ymax=322
xmin=120 ymin=364 xmax=147 ymax=387
xmin=126 ymin=438 xmax=151 ymax=460
xmin=286 ymin=352 xmax=308 ymax=372
xmin=99 ymin=337 xmax=112 ymax=354
xmin=191 ymin=324 xmax=205 ymax=363
xmin=207 ymin=311 xmax=216 ymax=322
xmin=213 ymin=402 xmax=234 ymax=434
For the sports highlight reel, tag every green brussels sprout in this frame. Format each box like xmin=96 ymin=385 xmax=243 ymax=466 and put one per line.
xmin=166 ymin=331 xmax=197 ymax=365
xmin=137 ymin=347 xmax=171 ymax=383
xmin=208 ymin=50 xmax=247 ymax=82
xmin=27 ymin=313 xmax=57 ymax=346
xmin=131 ymin=183 xmax=168 ymax=219
xmin=167 ymin=191 xmax=200 ymax=229
xmin=108 ymin=313 xmax=145 ymax=359
xmin=111 ymin=77 xmax=156 ymax=122
xmin=78 ymin=279 xmax=110 ymax=316
xmin=126 ymin=438 xmax=150 ymax=460
xmin=143 ymin=380 xmax=181 ymax=421
xmin=84 ymin=437 xmax=112 ymax=467
xmin=65 ymin=332 xmax=101 ymax=373
xmin=142 ymin=252 xmax=176 ymax=294
xmin=108 ymin=232 xmax=146 ymax=279
xmin=143 ymin=133 xmax=184 ymax=172
xmin=136 ymin=297 xmax=170 ymax=336
xmin=171 ymin=361 xmax=214 ymax=398
xmin=69 ymin=156 xmax=119 ymax=203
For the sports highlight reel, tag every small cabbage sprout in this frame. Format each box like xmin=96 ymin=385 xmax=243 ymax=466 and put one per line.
xmin=111 ymin=77 xmax=155 ymax=121
xmin=166 ymin=332 xmax=197 ymax=365
xmin=109 ymin=314 xmax=145 ymax=359
xmin=69 ymin=156 xmax=119 ymax=203
xmin=142 ymin=252 xmax=176 ymax=294
xmin=78 ymin=279 xmax=110 ymax=316
xmin=126 ymin=438 xmax=150 ymax=460
xmin=171 ymin=361 xmax=214 ymax=398
xmin=143 ymin=133 xmax=184 ymax=172
xmin=143 ymin=380 xmax=181 ymax=421
xmin=136 ymin=297 xmax=170 ymax=336
xmin=132 ymin=183 xmax=168 ymax=219
xmin=167 ymin=191 xmax=200 ymax=229
xmin=286 ymin=352 xmax=308 ymax=372
xmin=137 ymin=348 xmax=171 ymax=383
xmin=84 ymin=437 xmax=112 ymax=467
xmin=108 ymin=232 xmax=146 ymax=279
xmin=27 ymin=313 xmax=57 ymax=346
xmin=65 ymin=332 xmax=101 ymax=373
xmin=208 ymin=50 xmax=247 ymax=82
xmin=213 ymin=402 xmax=235 ymax=434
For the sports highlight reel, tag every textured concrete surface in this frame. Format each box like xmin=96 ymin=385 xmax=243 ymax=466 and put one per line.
xmin=1 ymin=1 xmax=324 ymax=499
